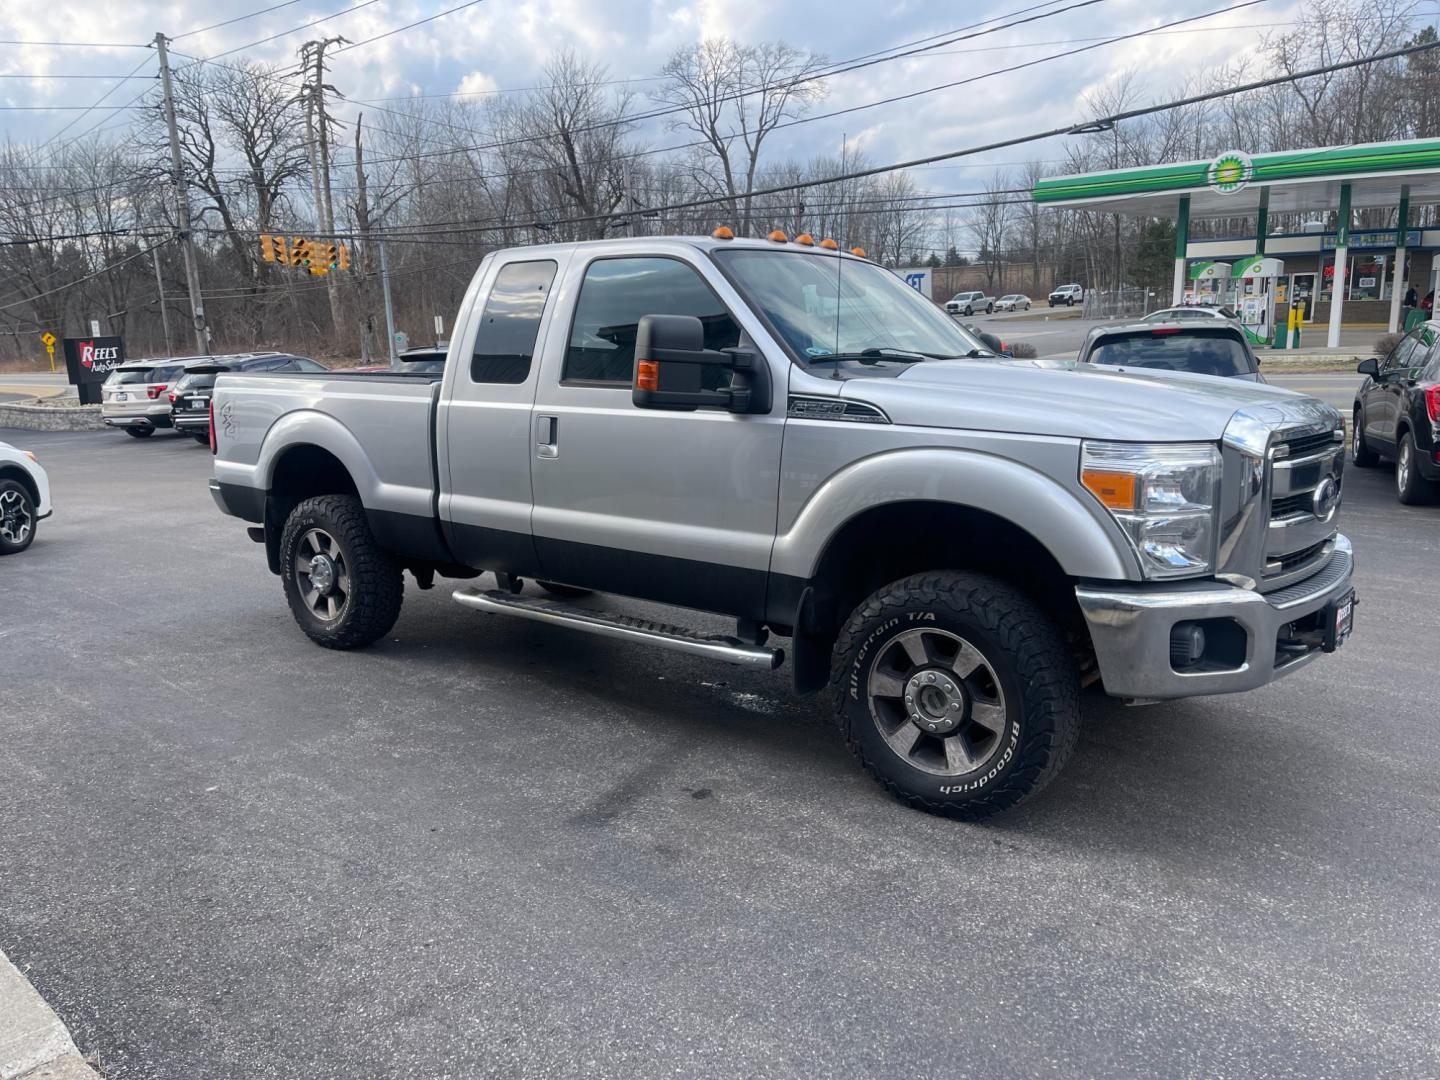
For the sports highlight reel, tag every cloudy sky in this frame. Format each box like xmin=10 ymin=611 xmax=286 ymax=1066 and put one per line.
xmin=0 ymin=0 xmax=1431 ymax=186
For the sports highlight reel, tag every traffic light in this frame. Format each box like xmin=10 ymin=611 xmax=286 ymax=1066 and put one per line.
xmin=260 ymin=234 xmax=276 ymax=262
xmin=292 ymin=237 xmax=311 ymax=270
xmin=321 ymin=242 xmax=338 ymax=270
xmin=274 ymin=235 xmax=290 ymax=266
xmin=337 ymin=244 xmax=350 ymax=271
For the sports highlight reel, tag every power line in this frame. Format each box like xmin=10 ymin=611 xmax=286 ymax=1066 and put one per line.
xmin=174 ymin=0 xmax=323 ymax=40
xmin=32 ymin=52 xmax=156 ymax=151
xmin=334 ymin=0 xmax=491 ymax=52
xmin=0 ymin=39 xmax=148 ymax=48
xmin=0 ymin=236 xmax=171 ymax=313
xmin=179 ymin=0 xmax=383 ymax=64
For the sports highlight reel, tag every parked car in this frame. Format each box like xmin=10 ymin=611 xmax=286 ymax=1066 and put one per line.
xmin=168 ymin=354 xmax=329 ymax=443
xmin=1142 ymin=305 xmax=1240 ymax=323
xmin=101 ymin=358 xmax=198 ymax=437
xmin=1352 ymin=319 xmax=1440 ymax=504
xmin=993 ymin=294 xmax=1031 ymax=312
xmin=1048 ymin=283 xmax=1084 ymax=307
xmin=209 ymin=234 xmax=1353 ymax=821
xmin=0 ymin=440 xmax=51 ymax=555
xmin=395 ymin=345 xmax=448 ymax=372
xmin=1077 ymin=322 xmax=1264 ymax=382
xmin=944 ymin=291 xmax=993 ymax=316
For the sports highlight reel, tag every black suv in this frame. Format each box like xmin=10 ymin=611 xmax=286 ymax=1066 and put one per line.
xmin=1353 ymin=320 xmax=1440 ymax=504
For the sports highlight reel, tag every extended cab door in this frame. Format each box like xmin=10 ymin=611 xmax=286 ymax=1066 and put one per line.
xmin=438 ymin=253 xmax=566 ymax=573
xmin=526 ymin=249 xmax=787 ymax=618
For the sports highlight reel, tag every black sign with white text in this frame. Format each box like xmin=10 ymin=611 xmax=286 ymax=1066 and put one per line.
xmin=62 ymin=336 xmax=125 ymax=404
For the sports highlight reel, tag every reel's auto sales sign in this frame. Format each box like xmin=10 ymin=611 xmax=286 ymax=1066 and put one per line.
xmin=62 ymin=336 xmax=125 ymax=385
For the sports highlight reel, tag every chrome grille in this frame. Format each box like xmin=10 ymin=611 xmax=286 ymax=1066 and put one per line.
xmin=1262 ymin=424 xmax=1344 ymax=590
xmin=1270 ymin=491 xmax=1312 ymax=519
xmin=1273 ymin=430 xmax=1338 ymax=460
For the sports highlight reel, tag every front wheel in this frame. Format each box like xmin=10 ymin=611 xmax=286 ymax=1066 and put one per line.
xmin=831 ymin=571 xmax=1080 ymax=821
xmin=0 ymin=479 xmax=36 ymax=555
xmin=1352 ymin=411 xmax=1378 ymax=467
xmin=280 ymin=494 xmax=404 ymax=649
xmin=1396 ymin=431 xmax=1437 ymax=505
xmin=963 ymin=306 xmax=973 ymax=316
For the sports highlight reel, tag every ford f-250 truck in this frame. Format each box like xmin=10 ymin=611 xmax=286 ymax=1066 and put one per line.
xmin=209 ymin=234 xmax=1356 ymax=820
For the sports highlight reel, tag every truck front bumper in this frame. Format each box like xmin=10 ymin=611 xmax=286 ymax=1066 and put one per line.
xmin=1076 ymin=534 xmax=1354 ymax=700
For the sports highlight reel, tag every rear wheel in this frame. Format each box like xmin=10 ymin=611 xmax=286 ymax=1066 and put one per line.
xmin=831 ymin=570 xmax=1080 ymax=821
xmin=963 ymin=305 xmax=973 ymax=316
xmin=0 ymin=480 xmax=36 ymax=555
xmin=1395 ymin=431 xmax=1437 ymax=505
xmin=1352 ymin=410 xmax=1378 ymax=467
xmin=123 ymin=426 xmax=153 ymax=439
xmin=280 ymin=494 xmax=403 ymax=649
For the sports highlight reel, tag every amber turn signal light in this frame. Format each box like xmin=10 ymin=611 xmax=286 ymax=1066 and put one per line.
xmin=1080 ymin=468 xmax=1138 ymax=510
xmin=636 ymin=359 xmax=660 ymax=391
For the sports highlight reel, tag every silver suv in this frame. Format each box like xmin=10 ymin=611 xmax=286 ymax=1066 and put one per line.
xmin=101 ymin=359 xmax=198 ymax=437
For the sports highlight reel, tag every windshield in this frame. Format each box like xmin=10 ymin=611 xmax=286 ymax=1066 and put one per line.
xmin=1088 ymin=330 xmax=1255 ymax=377
xmin=714 ymin=249 xmax=992 ymax=365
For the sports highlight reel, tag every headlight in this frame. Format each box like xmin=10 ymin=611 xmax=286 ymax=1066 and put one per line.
xmin=1081 ymin=441 xmax=1220 ymax=579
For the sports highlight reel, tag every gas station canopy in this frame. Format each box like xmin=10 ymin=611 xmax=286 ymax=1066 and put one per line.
xmin=1031 ymin=139 xmax=1440 ymax=217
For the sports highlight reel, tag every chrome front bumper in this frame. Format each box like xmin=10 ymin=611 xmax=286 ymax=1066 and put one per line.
xmin=1076 ymin=534 xmax=1354 ymax=700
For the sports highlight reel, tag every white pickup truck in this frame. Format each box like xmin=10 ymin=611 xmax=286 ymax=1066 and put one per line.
xmin=209 ymin=234 xmax=1355 ymax=820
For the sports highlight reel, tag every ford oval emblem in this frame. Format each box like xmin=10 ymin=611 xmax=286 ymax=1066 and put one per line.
xmin=1312 ymin=476 xmax=1340 ymax=518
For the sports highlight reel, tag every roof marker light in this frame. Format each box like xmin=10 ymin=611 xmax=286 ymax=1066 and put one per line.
xmin=795 ymin=233 xmax=815 ymax=246
xmin=819 ymin=238 xmax=839 ymax=250
xmin=850 ymin=246 xmax=867 ymax=258
xmin=767 ymin=229 xmax=788 ymax=243
xmin=712 ymin=226 xmax=735 ymax=240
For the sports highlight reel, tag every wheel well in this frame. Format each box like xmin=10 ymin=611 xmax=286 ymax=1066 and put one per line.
xmin=791 ymin=501 xmax=1094 ymax=693
xmin=265 ymin=445 xmax=359 ymax=573
xmin=0 ymin=464 xmax=39 ymax=506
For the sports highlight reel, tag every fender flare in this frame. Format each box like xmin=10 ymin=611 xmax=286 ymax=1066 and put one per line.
xmin=257 ymin=410 xmax=429 ymax=519
xmin=770 ymin=446 xmax=1138 ymax=582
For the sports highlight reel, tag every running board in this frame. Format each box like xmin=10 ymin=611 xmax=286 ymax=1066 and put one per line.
xmin=452 ymin=588 xmax=784 ymax=669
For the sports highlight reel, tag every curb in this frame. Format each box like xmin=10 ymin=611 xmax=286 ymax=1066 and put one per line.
xmin=0 ymin=949 xmax=101 ymax=1080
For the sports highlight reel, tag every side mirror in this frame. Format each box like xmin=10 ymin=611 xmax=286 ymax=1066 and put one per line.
xmin=1356 ymin=357 xmax=1379 ymax=377
xmin=631 ymin=314 xmax=771 ymax=414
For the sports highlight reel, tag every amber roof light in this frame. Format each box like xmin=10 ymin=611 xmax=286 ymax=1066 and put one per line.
xmin=711 ymin=226 xmax=735 ymax=240
xmin=819 ymin=238 xmax=839 ymax=250
xmin=767 ymin=229 xmax=788 ymax=243
xmin=850 ymin=246 xmax=868 ymax=258
xmin=795 ymin=233 xmax=815 ymax=246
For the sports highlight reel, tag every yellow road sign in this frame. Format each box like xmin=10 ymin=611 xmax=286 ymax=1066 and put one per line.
xmin=41 ymin=331 xmax=56 ymax=347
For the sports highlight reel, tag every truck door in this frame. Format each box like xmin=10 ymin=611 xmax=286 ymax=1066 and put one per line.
xmin=527 ymin=251 xmax=786 ymax=618
xmin=438 ymin=255 xmax=563 ymax=574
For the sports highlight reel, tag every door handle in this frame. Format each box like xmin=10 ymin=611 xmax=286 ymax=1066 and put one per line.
xmin=535 ymin=414 xmax=558 ymax=459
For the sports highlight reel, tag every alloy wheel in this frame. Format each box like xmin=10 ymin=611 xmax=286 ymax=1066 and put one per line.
xmin=0 ymin=489 xmax=32 ymax=545
xmin=1398 ymin=438 xmax=1412 ymax=494
xmin=865 ymin=627 xmax=1008 ymax=777
xmin=294 ymin=527 xmax=351 ymax=621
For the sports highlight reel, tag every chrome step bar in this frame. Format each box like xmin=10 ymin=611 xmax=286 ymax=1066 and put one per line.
xmin=453 ymin=588 xmax=784 ymax=669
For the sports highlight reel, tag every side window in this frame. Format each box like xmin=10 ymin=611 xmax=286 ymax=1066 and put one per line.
xmin=1385 ymin=332 xmax=1421 ymax=372
xmin=563 ymin=257 xmax=742 ymax=385
xmin=470 ymin=260 xmax=556 ymax=384
xmin=293 ymin=358 xmax=328 ymax=372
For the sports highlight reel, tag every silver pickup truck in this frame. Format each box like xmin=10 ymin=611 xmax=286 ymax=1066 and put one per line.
xmin=209 ymin=234 xmax=1355 ymax=820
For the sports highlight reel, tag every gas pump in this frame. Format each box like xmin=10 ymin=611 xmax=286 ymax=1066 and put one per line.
xmin=1231 ymin=256 xmax=1285 ymax=347
xmin=1187 ymin=261 xmax=1232 ymax=306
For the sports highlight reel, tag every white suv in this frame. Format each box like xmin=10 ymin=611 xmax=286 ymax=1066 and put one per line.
xmin=0 ymin=440 xmax=51 ymax=555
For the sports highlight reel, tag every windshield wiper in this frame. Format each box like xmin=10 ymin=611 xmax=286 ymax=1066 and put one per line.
xmin=809 ymin=347 xmax=928 ymax=365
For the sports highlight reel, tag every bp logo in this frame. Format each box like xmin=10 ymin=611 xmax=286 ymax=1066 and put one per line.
xmin=1207 ymin=150 xmax=1253 ymax=195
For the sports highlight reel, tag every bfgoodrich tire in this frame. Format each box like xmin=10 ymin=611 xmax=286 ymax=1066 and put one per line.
xmin=280 ymin=494 xmax=403 ymax=649
xmin=831 ymin=570 xmax=1080 ymax=821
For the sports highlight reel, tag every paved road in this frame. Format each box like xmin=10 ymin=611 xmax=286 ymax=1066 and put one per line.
xmin=1267 ymin=372 xmax=1366 ymax=412
xmin=2 ymin=428 xmax=1437 ymax=1079
xmin=963 ymin=312 xmax=1388 ymax=359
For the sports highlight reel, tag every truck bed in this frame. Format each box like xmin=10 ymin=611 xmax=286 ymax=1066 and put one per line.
xmin=210 ymin=370 xmax=443 ymax=540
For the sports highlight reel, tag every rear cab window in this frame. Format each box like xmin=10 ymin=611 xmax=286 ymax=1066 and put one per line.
xmin=1088 ymin=329 xmax=1256 ymax=377
xmin=471 ymin=260 xmax=557 ymax=384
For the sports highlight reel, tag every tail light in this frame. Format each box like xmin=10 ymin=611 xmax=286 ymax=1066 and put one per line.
xmin=208 ymin=401 xmax=217 ymax=454
xmin=147 ymin=383 xmax=168 ymax=400
xmin=1424 ymin=384 xmax=1440 ymax=423
xmin=167 ymin=391 xmax=177 ymax=404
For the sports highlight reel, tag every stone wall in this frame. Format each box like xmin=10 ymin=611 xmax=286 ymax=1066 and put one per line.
xmin=0 ymin=399 xmax=105 ymax=431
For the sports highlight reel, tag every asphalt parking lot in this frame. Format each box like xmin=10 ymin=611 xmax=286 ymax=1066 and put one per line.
xmin=3 ymin=426 xmax=1438 ymax=1079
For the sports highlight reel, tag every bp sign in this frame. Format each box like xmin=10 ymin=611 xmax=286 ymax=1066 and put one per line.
xmin=1207 ymin=150 xmax=1254 ymax=195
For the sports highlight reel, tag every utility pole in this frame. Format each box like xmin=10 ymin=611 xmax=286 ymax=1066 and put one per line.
xmin=151 ymin=242 xmax=172 ymax=356
xmin=299 ymin=37 xmax=346 ymax=336
xmin=154 ymin=31 xmax=210 ymax=354
xmin=379 ymin=230 xmax=397 ymax=370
